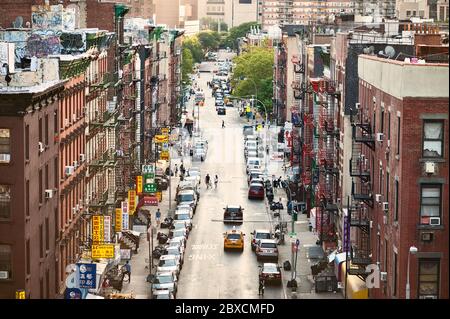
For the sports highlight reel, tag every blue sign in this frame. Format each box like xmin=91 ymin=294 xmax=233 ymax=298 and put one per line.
xmin=77 ymin=263 xmax=97 ymax=289
xmin=64 ymin=288 xmax=82 ymax=299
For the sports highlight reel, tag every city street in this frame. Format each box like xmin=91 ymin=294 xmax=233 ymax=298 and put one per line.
xmin=177 ymin=59 xmax=286 ymax=299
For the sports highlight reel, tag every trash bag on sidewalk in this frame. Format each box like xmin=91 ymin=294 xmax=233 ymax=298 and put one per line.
xmin=283 ymin=260 xmax=291 ymax=271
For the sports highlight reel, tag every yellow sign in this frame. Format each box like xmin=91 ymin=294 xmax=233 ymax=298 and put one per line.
xmin=136 ymin=176 xmax=143 ymax=194
xmin=15 ymin=290 xmax=26 ymax=299
xmin=92 ymin=215 xmax=104 ymax=243
xmin=91 ymin=244 xmax=115 ymax=259
xmin=115 ymin=209 xmax=122 ymax=232
xmin=128 ymin=190 xmax=136 ymax=215
xmin=160 ymin=151 xmax=170 ymax=160
xmin=156 ymin=192 xmax=162 ymax=202
xmin=155 ymin=135 xmax=169 ymax=143
xmin=246 ymin=106 xmax=251 ymax=113
xmin=257 ymin=124 xmax=262 ymax=131
xmin=161 ymin=128 xmax=170 ymax=135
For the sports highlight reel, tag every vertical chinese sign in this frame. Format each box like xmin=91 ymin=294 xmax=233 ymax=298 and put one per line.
xmin=121 ymin=201 xmax=129 ymax=231
xmin=128 ymin=190 xmax=136 ymax=215
xmin=136 ymin=176 xmax=143 ymax=195
xmin=115 ymin=208 xmax=122 ymax=232
xmin=92 ymin=215 xmax=104 ymax=243
xmin=103 ymin=215 xmax=111 ymax=242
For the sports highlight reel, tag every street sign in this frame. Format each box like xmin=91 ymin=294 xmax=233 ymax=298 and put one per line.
xmin=156 ymin=192 xmax=162 ymax=202
xmin=103 ymin=215 xmax=111 ymax=242
xmin=77 ymin=263 xmax=97 ymax=289
xmin=143 ymin=196 xmax=159 ymax=206
xmin=142 ymin=164 xmax=155 ymax=174
xmin=162 ymin=142 xmax=169 ymax=151
xmin=144 ymin=183 xmax=157 ymax=193
xmin=160 ymin=151 xmax=170 ymax=160
xmin=155 ymin=135 xmax=169 ymax=143
xmin=122 ymin=201 xmax=129 ymax=230
xmin=92 ymin=215 xmax=104 ymax=243
xmin=136 ymin=176 xmax=143 ymax=194
xmin=128 ymin=190 xmax=137 ymax=215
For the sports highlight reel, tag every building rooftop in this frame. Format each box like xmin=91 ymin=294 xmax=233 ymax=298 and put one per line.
xmin=0 ymin=79 xmax=64 ymax=94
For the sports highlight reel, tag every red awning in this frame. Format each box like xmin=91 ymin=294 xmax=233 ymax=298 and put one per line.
xmin=136 ymin=196 xmax=159 ymax=209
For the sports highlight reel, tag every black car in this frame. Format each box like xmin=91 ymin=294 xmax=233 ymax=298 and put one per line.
xmin=215 ymin=99 xmax=224 ymax=107
xmin=217 ymin=106 xmax=226 ymax=115
xmin=223 ymin=205 xmax=244 ymax=223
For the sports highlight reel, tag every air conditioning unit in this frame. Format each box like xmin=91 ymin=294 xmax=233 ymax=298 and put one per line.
xmin=380 ymin=272 xmax=387 ymax=281
xmin=376 ymin=133 xmax=384 ymax=142
xmin=76 ymin=204 xmax=80 ymax=211
xmin=79 ymin=154 xmax=85 ymax=162
xmin=355 ymin=103 xmax=360 ymax=110
xmin=65 ymin=166 xmax=75 ymax=177
xmin=64 ymin=118 xmax=70 ymax=127
xmin=72 ymin=114 xmax=76 ymax=122
xmin=73 ymin=161 xmax=78 ymax=168
xmin=375 ymin=194 xmax=382 ymax=202
xmin=425 ymin=162 xmax=436 ymax=174
xmin=38 ymin=142 xmax=45 ymax=153
xmin=382 ymin=202 xmax=389 ymax=211
xmin=0 ymin=271 xmax=9 ymax=279
xmin=429 ymin=217 xmax=441 ymax=226
xmin=45 ymin=189 xmax=54 ymax=199
xmin=369 ymin=220 xmax=373 ymax=228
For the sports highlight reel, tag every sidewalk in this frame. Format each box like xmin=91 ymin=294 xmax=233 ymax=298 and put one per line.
xmin=120 ymin=150 xmax=184 ymax=299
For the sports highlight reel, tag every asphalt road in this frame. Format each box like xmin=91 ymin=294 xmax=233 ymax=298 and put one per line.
xmin=177 ymin=56 xmax=286 ymax=299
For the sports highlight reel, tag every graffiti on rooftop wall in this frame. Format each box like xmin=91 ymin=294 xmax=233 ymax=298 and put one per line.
xmin=31 ymin=5 xmax=75 ymax=31
xmin=26 ymin=32 xmax=61 ymax=57
xmin=0 ymin=30 xmax=31 ymax=64
xmin=60 ymin=32 xmax=86 ymax=53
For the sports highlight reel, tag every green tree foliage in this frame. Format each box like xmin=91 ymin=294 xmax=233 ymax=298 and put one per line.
xmin=197 ymin=31 xmax=221 ymax=51
xmin=231 ymin=46 xmax=274 ymax=114
xmin=181 ymin=47 xmax=194 ymax=84
xmin=182 ymin=36 xmax=203 ymax=63
xmin=226 ymin=21 xmax=260 ymax=50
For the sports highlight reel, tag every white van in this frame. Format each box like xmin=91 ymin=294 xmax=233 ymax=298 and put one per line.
xmin=245 ymin=140 xmax=258 ymax=151
xmin=246 ymin=157 xmax=261 ymax=174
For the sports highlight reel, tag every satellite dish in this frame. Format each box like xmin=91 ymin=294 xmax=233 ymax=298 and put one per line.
xmin=12 ymin=16 xmax=23 ymax=28
xmin=363 ymin=46 xmax=375 ymax=55
xmin=384 ymin=46 xmax=396 ymax=59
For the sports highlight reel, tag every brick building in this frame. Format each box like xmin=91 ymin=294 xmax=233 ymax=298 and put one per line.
xmin=352 ymin=54 xmax=449 ymax=299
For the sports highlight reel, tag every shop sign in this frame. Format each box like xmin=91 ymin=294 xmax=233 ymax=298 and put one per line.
xmin=115 ymin=208 xmax=122 ymax=232
xmin=128 ymin=190 xmax=136 ymax=215
xmin=160 ymin=151 xmax=170 ymax=160
xmin=77 ymin=263 xmax=97 ymax=289
xmin=143 ymin=196 xmax=159 ymax=206
xmin=91 ymin=244 xmax=115 ymax=259
xmin=121 ymin=201 xmax=129 ymax=230
xmin=155 ymin=135 xmax=169 ymax=143
xmin=136 ymin=176 xmax=143 ymax=194
xmin=92 ymin=215 xmax=104 ymax=243
xmin=103 ymin=215 xmax=111 ymax=242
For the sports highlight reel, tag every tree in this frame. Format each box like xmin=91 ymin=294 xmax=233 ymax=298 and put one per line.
xmin=226 ymin=21 xmax=260 ymax=50
xmin=181 ymin=48 xmax=194 ymax=84
xmin=197 ymin=31 xmax=220 ymax=51
xmin=231 ymin=46 xmax=274 ymax=114
xmin=182 ymin=36 xmax=203 ymax=63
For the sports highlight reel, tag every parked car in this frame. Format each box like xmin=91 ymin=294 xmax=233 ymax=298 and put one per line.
xmin=174 ymin=211 xmax=193 ymax=231
xmin=247 ymin=170 xmax=264 ymax=185
xmin=215 ymin=99 xmax=224 ymax=107
xmin=255 ymin=239 xmax=279 ymax=261
xmin=248 ymin=182 xmax=265 ymax=199
xmin=243 ymin=125 xmax=254 ymax=136
xmin=176 ymin=180 xmax=200 ymax=200
xmin=151 ymin=272 xmax=178 ymax=296
xmin=250 ymin=229 xmax=273 ymax=251
xmin=223 ymin=205 xmax=244 ymax=223
xmin=152 ymin=289 xmax=175 ymax=299
xmin=169 ymin=221 xmax=190 ymax=238
xmin=259 ymin=263 xmax=282 ymax=285
xmin=157 ymin=255 xmax=181 ymax=275
xmin=176 ymin=190 xmax=197 ymax=212
xmin=166 ymin=237 xmax=187 ymax=250
xmin=166 ymin=245 xmax=185 ymax=265
xmin=249 ymin=178 xmax=264 ymax=188
xmin=246 ymin=157 xmax=262 ymax=173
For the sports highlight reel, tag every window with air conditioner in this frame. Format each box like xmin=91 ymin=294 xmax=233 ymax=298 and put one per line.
xmin=420 ymin=184 xmax=442 ymax=225
xmin=418 ymin=259 xmax=440 ymax=299
xmin=0 ymin=129 xmax=11 ymax=164
xmin=423 ymin=121 xmax=444 ymax=158
xmin=45 ymin=189 xmax=53 ymax=199
xmin=0 ymin=244 xmax=12 ymax=280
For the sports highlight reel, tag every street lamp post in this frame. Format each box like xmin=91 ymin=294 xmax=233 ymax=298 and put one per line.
xmin=406 ymin=246 xmax=418 ymax=299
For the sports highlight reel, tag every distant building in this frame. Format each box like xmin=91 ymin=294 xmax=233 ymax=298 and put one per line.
xmin=198 ymin=0 xmax=258 ymax=29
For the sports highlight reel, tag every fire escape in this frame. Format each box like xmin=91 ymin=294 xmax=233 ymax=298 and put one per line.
xmin=347 ymin=103 xmax=374 ymax=278
xmin=274 ymin=44 xmax=287 ymax=124
xmin=315 ymin=78 xmax=341 ymax=246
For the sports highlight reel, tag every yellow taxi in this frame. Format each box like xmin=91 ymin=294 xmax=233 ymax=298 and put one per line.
xmin=223 ymin=227 xmax=245 ymax=251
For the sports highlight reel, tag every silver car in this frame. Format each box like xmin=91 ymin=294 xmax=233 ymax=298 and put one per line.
xmin=151 ymin=272 xmax=178 ymax=296
xmin=255 ymin=239 xmax=279 ymax=260
xmin=157 ymin=255 xmax=181 ymax=275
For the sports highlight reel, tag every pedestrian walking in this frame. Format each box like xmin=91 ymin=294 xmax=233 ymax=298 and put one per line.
xmin=278 ymin=176 xmax=283 ymax=188
xmin=258 ymin=278 xmax=265 ymax=296
xmin=266 ymin=145 xmax=269 ymax=155
xmin=214 ymin=175 xmax=219 ymax=189
xmin=174 ymin=164 xmax=178 ymax=176
xmin=156 ymin=209 xmax=161 ymax=227
xmin=122 ymin=261 xmax=131 ymax=283
xmin=205 ymin=174 xmax=211 ymax=189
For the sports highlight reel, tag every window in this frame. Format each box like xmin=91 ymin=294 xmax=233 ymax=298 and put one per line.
xmin=0 ymin=129 xmax=11 ymax=163
xmin=388 ymin=112 xmax=391 ymax=140
xmin=26 ymin=180 xmax=30 ymax=217
xmin=39 ymin=118 xmax=43 ymax=143
xmin=423 ymin=121 xmax=444 ymax=158
xmin=418 ymin=259 xmax=440 ymax=298
xmin=393 ymin=251 xmax=398 ymax=296
xmin=381 ymin=109 xmax=384 ymax=134
xmin=384 ymin=239 xmax=388 ymax=272
xmin=54 ymin=110 xmax=58 ymax=134
xmin=0 ymin=244 xmax=12 ymax=280
xmin=406 ymin=10 xmax=411 ymax=16
xmin=394 ymin=180 xmax=399 ymax=221
xmin=45 ymin=217 xmax=49 ymax=251
xmin=39 ymin=224 xmax=43 ymax=258
xmin=396 ymin=116 xmax=401 ymax=155
xmin=373 ymin=110 xmax=376 ymax=134
xmin=45 ymin=115 xmax=49 ymax=145
xmin=26 ymin=239 xmax=30 ymax=275
xmin=386 ymin=172 xmax=390 ymax=202
xmin=420 ymin=185 xmax=442 ymax=224
xmin=25 ymin=125 xmax=29 ymax=160
xmin=54 ymin=157 xmax=58 ymax=188
xmin=40 ymin=278 xmax=44 ymax=299
xmin=39 ymin=169 xmax=43 ymax=204
xmin=0 ymin=185 xmax=11 ymax=220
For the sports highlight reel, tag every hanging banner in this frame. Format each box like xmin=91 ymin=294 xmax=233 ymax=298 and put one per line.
xmin=91 ymin=244 xmax=115 ymax=259
xmin=115 ymin=208 xmax=122 ymax=232
xmin=103 ymin=216 xmax=111 ymax=242
xmin=156 ymin=192 xmax=162 ymax=202
xmin=155 ymin=135 xmax=169 ymax=143
xmin=161 ymin=127 xmax=170 ymax=135
xmin=128 ymin=190 xmax=137 ymax=215
xmin=92 ymin=215 xmax=104 ymax=243
xmin=77 ymin=263 xmax=97 ymax=289
xmin=136 ymin=176 xmax=143 ymax=194
xmin=121 ymin=201 xmax=129 ymax=230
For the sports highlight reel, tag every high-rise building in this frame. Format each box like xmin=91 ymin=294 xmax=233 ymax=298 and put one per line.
xmin=198 ymin=0 xmax=258 ymax=29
